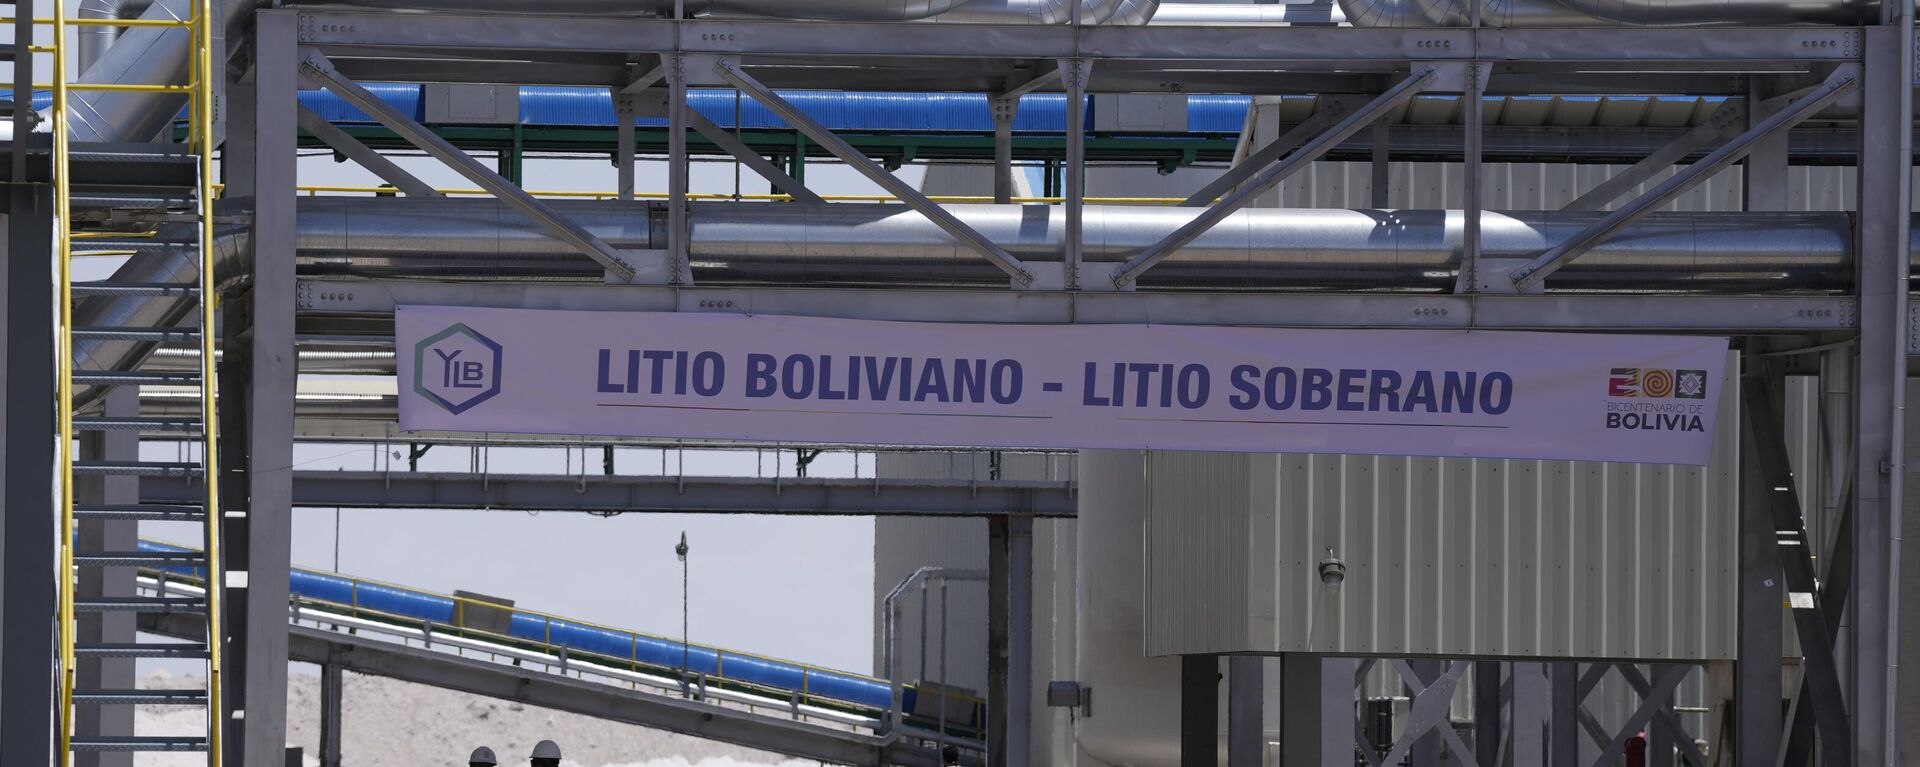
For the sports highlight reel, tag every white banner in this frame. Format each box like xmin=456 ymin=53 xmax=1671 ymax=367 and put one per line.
xmin=396 ymin=306 xmax=1729 ymax=465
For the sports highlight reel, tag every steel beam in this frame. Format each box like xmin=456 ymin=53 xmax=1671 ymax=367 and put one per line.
xmin=318 ymin=663 xmax=343 ymax=767
xmin=1180 ymin=103 xmax=1342 ymax=208
xmin=1590 ymin=665 xmax=1689 ymax=767
xmin=1181 ymin=655 xmax=1219 ymax=767
xmin=615 ymin=88 xmax=635 ymax=202
xmin=714 ymin=60 xmax=1035 ymax=286
xmin=1743 ymin=78 xmax=1790 ymax=212
xmin=1854 ymin=26 xmax=1910 ymax=767
xmin=1228 ymin=657 xmax=1263 ymax=767
xmin=295 ymin=106 xmax=440 ymax=198
xmin=233 ymin=14 xmax=302 ymax=766
xmin=1457 ymin=64 xmax=1484 ymax=294
xmin=1782 ymin=400 xmax=1856 ymax=766
xmin=1383 ymin=661 xmax=1475 ymax=767
xmin=685 ymin=109 xmax=822 ymax=204
xmin=1061 ymin=58 xmax=1087 ymax=290
xmin=291 ymin=13 xmax=1863 ymax=65
xmin=141 ymin=471 xmax=1075 ymax=517
xmin=1113 ymin=68 xmax=1436 ymax=288
xmin=1007 ymin=514 xmax=1033 ymax=767
xmin=1609 ymin=664 xmax=1710 ymax=767
xmin=1550 ymin=664 xmax=1578 ymax=767
xmin=991 ymin=96 xmax=1017 ymax=205
xmin=667 ymin=54 xmax=690 ymax=284
xmin=1508 ymin=65 xmax=1857 ymax=292
xmin=988 ymin=518 xmax=1010 ymax=765
xmin=295 ymin=280 xmax=1861 ymax=334
xmin=1475 ymin=661 xmax=1501 ymax=767
xmin=1735 ymin=364 xmax=1785 ymax=767
xmin=0 ymin=183 xmax=54 ymax=767
xmin=1561 ymin=102 xmax=1743 ymax=213
xmin=295 ymin=48 xmax=638 ymax=283
xmin=1740 ymin=372 xmax=1853 ymax=767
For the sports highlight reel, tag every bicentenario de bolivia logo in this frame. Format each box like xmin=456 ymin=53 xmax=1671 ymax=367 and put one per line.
xmin=1604 ymin=368 xmax=1707 ymax=433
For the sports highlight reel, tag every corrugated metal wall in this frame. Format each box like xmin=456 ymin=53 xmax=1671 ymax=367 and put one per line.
xmin=1143 ymin=361 xmax=1744 ymax=661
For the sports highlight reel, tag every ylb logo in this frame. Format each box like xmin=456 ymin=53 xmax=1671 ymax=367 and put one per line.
xmin=413 ymin=323 xmax=502 ymax=415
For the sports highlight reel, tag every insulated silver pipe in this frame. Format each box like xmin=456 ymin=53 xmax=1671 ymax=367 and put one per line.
xmin=77 ymin=0 xmax=156 ymax=74
xmin=268 ymin=197 xmax=1856 ymax=292
xmin=286 ymin=0 xmax=1158 ymax=22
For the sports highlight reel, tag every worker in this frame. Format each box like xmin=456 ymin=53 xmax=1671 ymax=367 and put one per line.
xmin=941 ymin=745 xmax=961 ymax=766
xmin=530 ymin=740 xmax=563 ymax=767
xmin=468 ymin=746 xmax=498 ymax=767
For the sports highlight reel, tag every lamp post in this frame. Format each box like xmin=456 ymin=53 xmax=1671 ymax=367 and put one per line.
xmin=675 ymin=531 xmax=690 ymax=697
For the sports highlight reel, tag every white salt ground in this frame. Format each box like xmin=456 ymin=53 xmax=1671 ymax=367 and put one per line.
xmin=129 ymin=670 xmax=829 ymax=767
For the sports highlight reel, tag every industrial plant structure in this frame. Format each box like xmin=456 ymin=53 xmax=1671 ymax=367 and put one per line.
xmin=0 ymin=0 xmax=1913 ymax=765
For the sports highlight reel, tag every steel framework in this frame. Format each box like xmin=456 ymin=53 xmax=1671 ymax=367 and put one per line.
xmin=1 ymin=2 xmax=1914 ymax=766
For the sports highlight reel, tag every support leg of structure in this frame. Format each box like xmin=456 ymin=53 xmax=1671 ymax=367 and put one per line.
xmin=1736 ymin=363 xmax=1785 ymax=767
xmin=988 ymin=517 xmax=1009 ymax=767
xmin=991 ymin=96 xmax=1017 ymax=205
xmin=1007 ymin=514 xmax=1033 ymax=767
xmin=1060 ymin=58 xmax=1087 ymax=290
xmin=1550 ymin=663 xmax=1579 ymax=767
xmin=1743 ymin=76 xmax=1789 ymax=212
xmin=615 ymin=88 xmax=635 ymax=202
xmin=226 ymin=12 xmax=301 ymax=766
xmin=1856 ymin=26 xmax=1913 ymax=767
xmin=319 ymin=663 xmax=343 ymax=767
xmin=1280 ymin=654 xmax=1332 ymax=765
xmin=1475 ymin=660 xmax=1501 ymax=767
xmin=75 ymin=387 xmax=139 ymax=767
xmin=1511 ymin=663 xmax=1549 ymax=767
xmin=1228 ymin=656 xmax=1263 ymax=767
xmin=1182 ymin=655 xmax=1219 ymax=767
xmin=666 ymin=54 xmax=690 ymax=284
xmin=1405 ymin=660 xmax=1444 ymax=767
xmin=0 ymin=182 xmax=55 ymax=767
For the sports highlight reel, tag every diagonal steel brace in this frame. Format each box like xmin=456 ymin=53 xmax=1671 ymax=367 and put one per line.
xmin=1114 ymin=68 xmax=1438 ymax=288
xmin=296 ymin=106 xmax=440 ymax=197
xmin=1509 ymin=65 xmax=1857 ymax=291
xmin=715 ymin=59 xmax=1034 ymax=286
xmin=297 ymin=48 xmax=638 ymax=283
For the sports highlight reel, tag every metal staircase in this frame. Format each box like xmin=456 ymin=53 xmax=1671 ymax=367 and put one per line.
xmin=41 ymin=0 xmax=225 ymax=761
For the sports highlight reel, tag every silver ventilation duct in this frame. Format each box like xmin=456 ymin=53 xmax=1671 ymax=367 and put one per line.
xmin=78 ymin=0 xmax=157 ymax=74
xmin=284 ymin=0 xmax=1158 ymax=22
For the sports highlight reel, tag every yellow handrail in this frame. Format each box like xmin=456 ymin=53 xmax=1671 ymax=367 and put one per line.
xmin=191 ymin=0 xmax=226 ymax=759
xmin=50 ymin=0 xmax=76 ymax=761
xmin=36 ymin=82 xmax=196 ymax=93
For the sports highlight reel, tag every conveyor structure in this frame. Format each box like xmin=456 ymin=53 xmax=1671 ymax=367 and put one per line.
xmin=132 ymin=540 xmax=985 ymax=764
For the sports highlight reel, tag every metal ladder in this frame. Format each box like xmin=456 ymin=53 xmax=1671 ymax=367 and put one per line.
xmin=42 ymin=0 xmax=226 ymax=762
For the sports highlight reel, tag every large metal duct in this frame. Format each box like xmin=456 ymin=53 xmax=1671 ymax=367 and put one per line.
xmin=1336 ymin=0 xmax=1885 ymax=26
xmin=235 ymin=197 xmax=1856 ymax=292
xmin=78 ymin=0 xmax=156 ymax=74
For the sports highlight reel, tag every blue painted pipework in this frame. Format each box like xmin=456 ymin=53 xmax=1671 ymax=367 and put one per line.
xmin=136 ymin=541 xmax=939 ymax=721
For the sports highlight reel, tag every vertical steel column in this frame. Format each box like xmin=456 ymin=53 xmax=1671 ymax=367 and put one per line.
xmin=1061 ymin=59 xmax=1086 ymax=289
xmin=1281 ymin=654 xmax=1337 ymax=765
xmin=1743 ymin=76 xmax=1789 ymax=212
xmin=227 ymin=12 xmax=300 ymax=766
xmin=1370 ymin=125 xmax=1391 ymax=208
xmin=1511 ymin=664 xmax=1549 ymax=767
xmin=1736 ymin=356 xmax=1785 ymax=767
xmin=992 ymin=97 xmax=1017 ymax=205
xmin=318 ymin=664 xmax=343 ymax=767
xmin=0 ymin=183 xmax=54 ymax=767
xmin=1457 ymin=63 xmax=1483 ymax=294
xmin=989 ymin=517 xmax=1010 ymax=767
xmin=1475 ymin=661 xmax=1501 ymax=767
xmin=1550 ymin=664 xmax=1578 ymax=767
xmin=615 ymin=90 xmax=635 ymax=202
xmin=666 ymin=54 xmax=689 ymax=284
xmin=1182 ymin=655 xmax=1219 ymax=767
xmin=1855 ymin=24 xmax=1910 ymax=767
xmin=1227 ymin=656 xmax=1264 ymax=767
xmin=1007 ymin=515 xmax=1033 ymax=767
xmin=74 ymin=387 xmax=138 ymax=767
